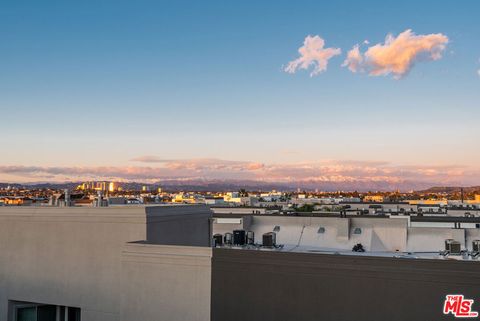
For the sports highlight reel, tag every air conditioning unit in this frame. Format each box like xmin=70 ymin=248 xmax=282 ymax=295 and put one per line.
xmin=212 ymin=234 xmax=223 ymax=247
xmin=233 ymin=230 xmax=246 ymax=246
xmin=224 ymin=232 xmax=233 ymax=245
xmin=262 ymin=232 xmax=276 ymax=247
xmin=445 ymin=239 xmax=461 ymax=255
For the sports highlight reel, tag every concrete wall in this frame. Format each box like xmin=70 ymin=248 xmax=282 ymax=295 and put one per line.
xmin=210 ymin=207 xmax=267 ymax=214
xmin=120 ymin=243 xmax=211 ymax=321
xmin=211 ymin=248 xmax=480 ymax=321
xmin=0 ymin=206 xmax=146 ymax=321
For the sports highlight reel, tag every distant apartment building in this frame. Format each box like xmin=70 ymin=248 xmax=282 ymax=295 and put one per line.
xmin=204 ymin=196 xmax=225 ymax=205
xmin=0 ymin=196 xmax=33 ymax=206
xmin=363 ymin=195 xmax=384 ymax=202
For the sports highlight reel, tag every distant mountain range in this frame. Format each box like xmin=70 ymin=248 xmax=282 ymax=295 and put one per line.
xmin=418 ymin=186 xmax=480 ymax=193
xmin=3 ymin=180 xmax=478 ymax=193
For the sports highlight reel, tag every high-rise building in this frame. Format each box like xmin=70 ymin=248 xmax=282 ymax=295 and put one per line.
xmin=108 ymin=182 xmax=117 ymax=193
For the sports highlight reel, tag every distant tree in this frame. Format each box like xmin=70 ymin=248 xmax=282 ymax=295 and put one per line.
xmin=296 ymin=204 xmax=315 ymax=212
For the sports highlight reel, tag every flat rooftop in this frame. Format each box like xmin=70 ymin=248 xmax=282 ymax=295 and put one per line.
xmin=213 ymin=214 xmax=480 ymax=262
xmin=215 ymin=244 xmax=479 ymax=261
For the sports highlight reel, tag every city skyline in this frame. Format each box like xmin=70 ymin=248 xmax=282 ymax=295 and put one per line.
xmin=1 ymin=1 xmax=480 ymax=188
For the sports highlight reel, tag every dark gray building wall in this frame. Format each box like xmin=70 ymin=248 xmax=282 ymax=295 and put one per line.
xmin=212 ymin=249 xmax=480 ymax=321
xmin=146 ymin=205 xmax=212 ymax=246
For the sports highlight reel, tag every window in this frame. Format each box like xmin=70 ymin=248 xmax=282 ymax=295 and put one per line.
xmin=10 ymin=301 xmax=80 ymax=321
xmin=16 ymin=305 xmax=36 ymax=321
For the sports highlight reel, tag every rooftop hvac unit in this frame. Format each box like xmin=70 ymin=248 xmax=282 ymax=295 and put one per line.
xmin=472 ymin=240 xmax=480 ymax=253
xmin=246 ymin=231 xmax=255 ymax=245
xmin=262 ymin=232 xmax=276 ymax=247
xmin=213 ymin=234 xmax=223 ymax=247
xmin=445 ymin=239 xmax=461 ymax=255
xmin=233 ymin=230 xmax=246 ymax=246
xmin=224 ymin=232 xmax=233 ymax=245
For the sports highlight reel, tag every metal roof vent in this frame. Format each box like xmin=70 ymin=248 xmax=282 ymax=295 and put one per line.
xmin=273 ymin=225 xmax=281 ymax=232
xmin=353 ymin=227 xmax=362 ymax=235
xmin=317 ymin=227 xmax=326 ymax=234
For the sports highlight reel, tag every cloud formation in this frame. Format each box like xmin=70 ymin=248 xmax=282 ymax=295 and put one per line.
xmin=0 ymin=158 xmax=478 ymax=191
xmin=341 ymin=44 xmax=364 ymax=73
xmin=342 ymin=29 xmax=448 ymax=78
xmin=285 ymin=35 xmax=341 ymax=76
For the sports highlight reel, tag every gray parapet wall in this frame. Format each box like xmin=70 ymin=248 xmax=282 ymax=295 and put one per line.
xmin=146 ymin=204 xmax=213 ymax=246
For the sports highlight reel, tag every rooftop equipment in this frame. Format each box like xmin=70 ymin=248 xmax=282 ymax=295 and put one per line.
xmin=473 ymin=240 xmax=480 ymax=253
xmin=224 ymin=232 xmax=233 ymax=245
xmin=445 ymin=239 xmax=461 ymax=255
xmin=213 ymin=234 xmax=223 ymax=247
xmin=472 ymin=240 xmax=480 ymax=259
xmin=233 ymin=230 xmax=246 ymax=246
xmin=262 ymin=232 xmax=276 ymax=247
xmin=246 ymin=231 xmax=255 ymax=245
xmin=352 ymin=243 xmax=365 ymax=252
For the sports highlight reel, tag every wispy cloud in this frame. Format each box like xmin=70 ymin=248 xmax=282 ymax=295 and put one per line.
xmin=342 ymin=29 xmax=448 ymax=79
xmin=284 ymin=35 xmax=341 ymax=76
xmin=131 ymin=157 xmax=265 ymax=171
xmin=130 ymin=155 xmax=173 ymax=163
xmin=0 ymin=159 xmax=478 ymax=190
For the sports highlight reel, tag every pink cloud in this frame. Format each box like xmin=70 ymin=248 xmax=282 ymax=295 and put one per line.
xmin=285 ymin=35 xmax=341 ymax=76
xmin=1 ymin=159 xmax=478 ymax=190
xmin=343 ymin=29 xmax=448 ymax=79
xmin=341 ymin=44 xmax=364 ymax=73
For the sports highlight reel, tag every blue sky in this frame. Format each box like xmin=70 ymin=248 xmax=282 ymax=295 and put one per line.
xmin=1 ymin=1 xmax=479 ymax=187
